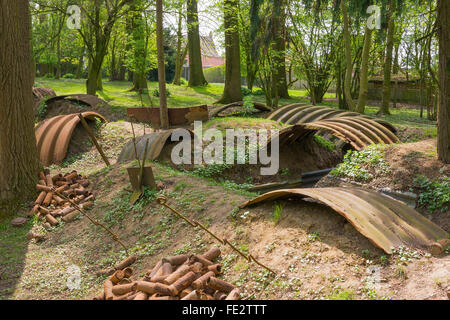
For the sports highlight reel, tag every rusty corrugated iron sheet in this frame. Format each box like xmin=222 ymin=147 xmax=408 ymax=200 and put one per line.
xmin=127 ymin=105 xmax=209 ymax=126
xmin=240 ymin=187 xmax=447 ymax=254
xmin=305 ymin=117 xmax=399 ymax=150
xmin=118 ymin=129 xmax=195 ymax=163
xmin=267 ymin=104 xmax=397 ymax=133
xmin=33 ymin=87 xmax=56 ymax=111
xmin=35 ymin=112 xmax=107 ymax=166
xmin=45 ymin=94 xmax=109 ymax=108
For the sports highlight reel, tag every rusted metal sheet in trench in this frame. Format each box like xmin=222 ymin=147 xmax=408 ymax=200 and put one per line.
xmin=240 ymin=187 xmax=447 ymax=254
xmin=35 ymin=112 xmax=107 ymax=166
xmin=118 ymin=129 xmax=195 ymax=163
xmin=127 ymin=105 xmax=209 ymax=126
xmin=267 ymin=104 xmax=397 ymax=133
xmin=45 ymin=94 xmax=109 ymax=108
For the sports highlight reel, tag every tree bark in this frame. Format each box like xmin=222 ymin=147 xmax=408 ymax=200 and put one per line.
xmin=187 ymin=0 xmax=208 ymax=87
xmin=341 ymin=0 xmax=356 ymax=111
xmin=356 ymin=26 xmax=373 ymax=114
xmin=173 ymin=4 xmax=186 ymax=86
xmin=156 ymin=0 xmax=169 ymax=129
xmin=217 ymin=0 xmax=243 ymax=104
xmin=0 ymin=0 xmax=41 ymax=213
xmin=272 ymin=0 xmax=289 ymax=99
xmin=379 ymin=0 xmax=395 ymax=115
xmin=437 ymin=0 xmax=450 ymax=163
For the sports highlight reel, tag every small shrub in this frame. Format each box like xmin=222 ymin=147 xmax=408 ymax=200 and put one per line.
xmin=252 ymin=89 xmax=264 ymax=96
xmin=179 ymin=77 xmax=187 ymax=85
xmin=413 ymin=175 xmax=449 ymax=213
xmin=314 ymin=135 xmax=336 ymax=152
xmin=152 ymin=88 xmax=171 ymax=97
xmin=192 ymin=163 xmax=232 ymax=178
xmin=43 ymin=73 xmax=55 ymax=79
xmin=271 ymin=202 xmax=283 ymax=224
xmin=62 ymin=73 xmax=75 ymax=79
xmin=241 ymin=87 xmax=252 ymax=96
xmin=37 ymin=100 xmax=48 ymax=118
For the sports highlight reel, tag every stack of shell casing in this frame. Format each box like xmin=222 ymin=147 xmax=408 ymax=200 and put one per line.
xmin=95 ymin=247 xmax=241 ymax=300
xmin=28 ymin=169 xmax=94 ymax=227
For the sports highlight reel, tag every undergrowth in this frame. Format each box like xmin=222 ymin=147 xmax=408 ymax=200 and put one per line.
xmin=413 ymin=175 xmax=449 ymax=213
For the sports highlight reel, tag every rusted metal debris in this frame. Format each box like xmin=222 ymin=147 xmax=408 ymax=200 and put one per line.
xmin=32 ymin=87 xmax=56 ymax=112
xmin=267 ymin=103 xmax=397 ymax=133
xmin=78 ymin=113 xmax=110 ymax=166
xmin=210 ymin=101 xmax=272 ymax=118
xmin=28 ymin=169 xmax=95 ymax=228
xmin=94 ymin=248 xmax=242 ymax=300
xmin=240 ymin=187 xmax=448 ymax=254
xmin=35 ymin=112 xmax=107 ymax=166
xmin=45 ymin=94 xmax=109 ymax=109
xmin=127 ymin=105 xmax=209 ymax=126
xmin=117 ymin=129 xmax=194 ymax=163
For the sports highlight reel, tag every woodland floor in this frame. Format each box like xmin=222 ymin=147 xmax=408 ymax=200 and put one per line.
xmin=0 ymin=80 xmax=448 ymax=300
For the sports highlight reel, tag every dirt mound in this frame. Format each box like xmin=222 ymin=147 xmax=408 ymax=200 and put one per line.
xmin=43 ymin=97 xmax=125 ymax=122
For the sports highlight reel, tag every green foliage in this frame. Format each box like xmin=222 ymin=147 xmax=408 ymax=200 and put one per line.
xmin=252 ymin=89 xmax=264 ymax=96
xmin=36 ymin=100 xmax=48 ymax=118
xmin=241 ymin=87 xmax=252 ymax=96
xmin=43 ymin=73 xmax=55 ymax=79
xmin=313 ymin=135 xmax=336 ymax=152
xmin=192 ymin=163 xmax=233 ymax=178
xmin=271 ymin=202 xmax=283 ymax=224
xmin=62 ymin=73 xmax=75 ymax=79
xmin=203 ymin=65 xmax=225 ymax=84
xmin=179 ymin=77 xmax=187 ymax=85
xmin=330 ymin=290 xmax=354 ymax=300
xmin=413 ymin=175 xmax=449 ymax=213
xmin=152 ymin=88 xmax=171 ymax=98
xmin=331 ymin=145 xmax=389 ymax=181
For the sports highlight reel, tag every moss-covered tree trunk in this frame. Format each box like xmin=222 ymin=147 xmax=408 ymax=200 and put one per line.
xmin=0 ymin=0 xmax=41 ymax=214
xmin=187 ymin=0 xmax=208 ymax=87
xmin=341 ymin=0 xmax=356 ymax=111
xmin=272 ymin=0 xmax=289 ymax=99
xmin=356 ymin=26 xmax=373 ymax=114
xmin=173 ymin=5 xmax=187 ymax=86
xmin=379 ymin=0 xmax=395 ymax=115
xmin=217 ymin=0 xmax=243 ymax=104
xmin=156 ymin=0 xmax=169 ymax=129
xmin=437 ymin=0 xmax=450 ymax=163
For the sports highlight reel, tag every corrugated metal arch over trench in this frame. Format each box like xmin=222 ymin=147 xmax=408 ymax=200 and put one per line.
xmin=35 ymin=112 xmax=107 ymax=166
xmin=117 ymin=129 xmax=195 ymax=163
xmin=240 ymin=187 xmax=447 ymax=254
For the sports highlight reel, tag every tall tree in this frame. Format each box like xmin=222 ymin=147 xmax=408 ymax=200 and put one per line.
xmin=437 ymin=0 xmax=450 ymax=163
xmin=173 ymin=2 xmax=187 ymax=86
xmin=187 ymin=0 xmax=208 ymax=86
xmin=217 ymin=0 xmax=243 ymax=103
xmin=0 ymin=0 xmax=40 ymax=214
xmin=156 ymin=0 xmax=169 ymax=129
xmin=356 ymin=25 xmax=373 ymax=114
xmin=272 ymin=0 xmax=289 ymax=99
xmin=341 ymin=0 xmax=356 ymax=111
xmin=379 ymin=0 xmax=396 ymax=115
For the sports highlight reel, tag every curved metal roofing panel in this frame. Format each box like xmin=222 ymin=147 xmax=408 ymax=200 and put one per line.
xmin=45 ymin=94 xmax=108 ymax=108
xmin=35 ymin=112 xmax=107 ymax=166
xmin=240 ymin=187 xmax=447 ymax=254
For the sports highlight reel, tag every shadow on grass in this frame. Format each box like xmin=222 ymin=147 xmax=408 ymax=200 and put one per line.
xmin=0 ymin=206 xmax=32 ymax=299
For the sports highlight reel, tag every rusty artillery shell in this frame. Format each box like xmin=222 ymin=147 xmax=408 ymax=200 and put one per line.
xmin=202 ymin=247 xmax=221 ymax=261
xmin=73 ymin=195 xmax=85 ymax=204
xmin=208 ymin=264 xmax=222 ymax=275
xmin=192 ymin=271 xmax=215 ymax=290
xmin=110 ymin=270 xmax=125 ymax=284
xmin=52 ymin=173 xmax=63 ymax=182
xmin=133 ymin=292 xmax=148 ymax=300
xmin=80 ymin=201 xmax=94 ymax=210
xmin=113 ymin=291 xmax=136 ymax=300
xmin=198 ymin=290 xmax=215 ymax=300
xmin=70 ymin=183 xmax=80 ymax=189
xmin=430 ymin=239 xmax=450 ymax=256
xmin=190 ymin=254 xmax=213 ymax=267
xmin=111 ymin=282 xmax=135 ymax=296
xmin=55 ymin=180 xmax=69 ymax=187
xmin=168 ymin=271 xmax=197 ymax=296
xmin=161 ymin=261 xmax=173 ymax=276
xmin=60 ymin=206 xmax=76 ymax=216
xmin=117 ymin=278 xmax=133 ymax=285
xmin=163 ymin=264 xmax=191 ymax=285
xmin=36 ymin=184 xmax=52 ymax=192
xmin=35 ymin=191 xmax=47 ymax=205
xmin=65 ymin=171 xmax=78 ymax=181
xmin=45 ymin=214 xmax=59 ymax=226
xmin=166 ymin=254 xmax=189 ymax=266
xmin=38 ymin=179 xmax=46 ymax=186
xmin=27 ymin=231 xmax=46 ymax=242
xmin=62 ymin=210 xmax=79 ymax=223
xmin=51 ymin=209 xmax=62 ymax=217
xmin=45 ymin=174 xmax=54 ymax=187
xmin=75 ymin=187 xmax=88 ymax=196
xmin=39 ymin=206 xmax=51 ymax=215
xmin=150 ymin=275 xmax=168 ymax=283
xmin=122 ymin=267 xmax=133 ymax=278
xmin=104 ymin=279 xmax=114 ymax=300
xmin=39 ymin=171 xmax=46 ymax=181
xmin=179 ymin=286 xmax=194 ymax=298
xmin=55 ymin=184 xmax=69 ymax=193
xmin=135 ymin=281 xmax=174 ymax=296
xmin=225 ymin=288 xmax=241 ymax=300
xmin=80 ymin=194 xmax=95 ymax=204
xmin=148 ymin=260 xmax=163 ymax=278
xmin=213 ymin=291 xmax=227 ymax=300
xmin=43 ymin=192 xmax=53 ymax=206
xmin=28 ymin=204 xmax=39 ymax=217
xmin=78 ymin=179 xmax=90 ymax=188
xmin=181 ymin=290 xmax=200 ymax=300
xmin=53 ymin=195 xmax=65 ymax=205
xmin=115 ymin=255 xmax=137 ymax=270
xmin=93 ymin=291 xmax=105 ymax=300
xmin=207 ymin=277 xmax=235 ymax=293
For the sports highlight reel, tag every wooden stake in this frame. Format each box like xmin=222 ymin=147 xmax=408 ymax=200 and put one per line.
xmin=78 ymin=113 xmax=110 ymax=166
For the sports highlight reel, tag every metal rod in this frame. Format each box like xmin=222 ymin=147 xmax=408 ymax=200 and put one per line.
xmin=78 ymin=113 xmax=111 ymax=166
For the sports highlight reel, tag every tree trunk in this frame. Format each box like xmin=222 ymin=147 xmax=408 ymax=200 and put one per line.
xmin=187 ymin=0 xmax=208 ymax=87
xmin=130 ymin=1 xmax=148 ymax=92
xmin=379 ymin=0 xmax=395 ymax=115
xmin=272 ymin=0 xmax=289 ymax=99
xmin=0 ymin=0 xmax=41 ymax=213
xmin=156 ymin=0 xmax=169 ymax=129
xmin=356 ymin=26 xmax=373 ymax=114
xmin=437 ymin=0 xmax=450 ymax=163
xmin=75 ymin=47 xmax=85 ymax=79
xmin=217 ymin=0 xmax=243 ymax=104
xmin=173 ymin=5 xmax=185 ymax=86
xmin=341 ymin=0 xmax=356 ymax=111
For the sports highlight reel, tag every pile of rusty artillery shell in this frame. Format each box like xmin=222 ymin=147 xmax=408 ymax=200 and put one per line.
xmin=95 ymin=247 xmax=241 ymax=300
xmin=28 ymin=169 xmax=95 ymax=227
